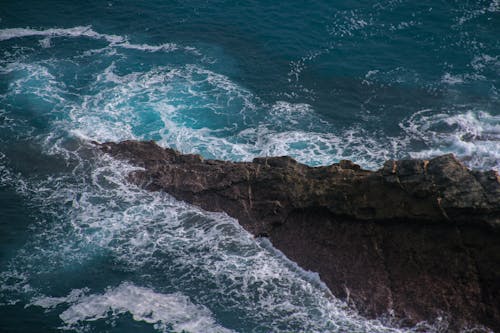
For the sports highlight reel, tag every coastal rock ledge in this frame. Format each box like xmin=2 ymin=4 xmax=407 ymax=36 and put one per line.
xmin=100 ymin=140 xmax=500 ymax=332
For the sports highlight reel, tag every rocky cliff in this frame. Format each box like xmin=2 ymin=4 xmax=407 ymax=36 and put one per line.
xmin=99 ymin=140 xmax=500 ymax=332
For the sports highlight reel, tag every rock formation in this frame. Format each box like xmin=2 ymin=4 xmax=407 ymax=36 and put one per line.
xmin=99 ymin=140 xmax=500 ymax=332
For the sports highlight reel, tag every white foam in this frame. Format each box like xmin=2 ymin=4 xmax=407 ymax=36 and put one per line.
xmin=257 ymin=238 xmax=333 ymax=296
xmin=0 ymin=142 xmax=416 ymax=332
xmin=3 ymin=41 xmax=497 ymax=174
xmin=120 ymin=41 xmax=179 ymax=52
xmin=0 ymin=27 xmax=490 ymax=332
xmin=1 ymin=57 xmax=410 ymax=170
xmin=328 ymin=9 xmax=372 ymax=38
xmin=0 ymin=26 xmax=196 ymax=55
xmin=33 ymin=283 xmax=234 ymax=333
xmin=31 ymin=288 xmax=89 ymax=309
xmin=365 ymin=70 xmax=380 ymax=78
xmin=456 ymin=0 xmax=499 ymax=25
xmin=489 ymin=0 xmax=500 ymax=12
xmin=269 ymin=101 xmax=316 ymax=126
xmin=471 ymin=54 xmax=499 ymax=71
xmin=0 ymin=152 xmax=7 ymax=185
xmin=288 ymin=49 xmax=325 ymax=82
xmin=441 ymin=73 xmax=464 ymax=85
xmin=38 ymin=37 xmax=52 ymax=48
xmin=388 ymin=20 xmax=419 ymax=32
xmin=0 ymin=26 xmax=124 ymax=43
xmin=401 ymin=109 xmax=500 ymax=170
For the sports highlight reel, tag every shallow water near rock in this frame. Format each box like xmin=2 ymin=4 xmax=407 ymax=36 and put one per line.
xmin=0 ymin=1 xmax=498 ymax=332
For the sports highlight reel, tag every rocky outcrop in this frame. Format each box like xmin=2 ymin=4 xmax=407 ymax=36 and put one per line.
xmin=99 ymin=140 xmax=500 ymax=332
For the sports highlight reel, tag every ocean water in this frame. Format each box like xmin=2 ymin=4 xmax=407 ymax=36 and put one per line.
xmin=0 ymin=1 xmax=498 ymax=332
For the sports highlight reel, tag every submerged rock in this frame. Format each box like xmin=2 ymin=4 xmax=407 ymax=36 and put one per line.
xmin=100 ymin=140 xmax=500 ymax=332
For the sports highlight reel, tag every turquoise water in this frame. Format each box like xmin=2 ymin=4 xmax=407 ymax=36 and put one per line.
xmin=0 ymin=1 xmax=498 ymax=332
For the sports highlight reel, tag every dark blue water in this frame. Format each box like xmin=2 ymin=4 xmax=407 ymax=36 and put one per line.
xmin=0 ymin=1 xmax=498 ymax=332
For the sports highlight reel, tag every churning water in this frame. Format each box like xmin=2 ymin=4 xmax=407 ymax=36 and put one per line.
xmin=0 ymin=1 xmax=498 ymax=332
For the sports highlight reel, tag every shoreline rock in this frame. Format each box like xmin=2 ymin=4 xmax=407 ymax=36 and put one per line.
xmin=99 ymin=140 xmax=500 ymax=332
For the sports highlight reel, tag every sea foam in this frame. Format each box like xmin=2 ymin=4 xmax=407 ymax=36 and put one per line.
xmin=401 ymin=109 xmax=500 ymax=171
xmin=0 ymin=21 xmax=495 ymax=332
xmin=32 ymin=283 xmax=234 ymax=333
xmin=0 ymin=26 xmax=196 ymax=54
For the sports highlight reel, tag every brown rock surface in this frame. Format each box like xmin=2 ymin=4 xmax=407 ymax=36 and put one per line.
xmin=99 ymin=140 xmax=500 ymax=331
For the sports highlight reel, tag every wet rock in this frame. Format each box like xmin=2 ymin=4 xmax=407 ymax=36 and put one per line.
xmin=100 ymin=140 xmax=500 ymax=332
